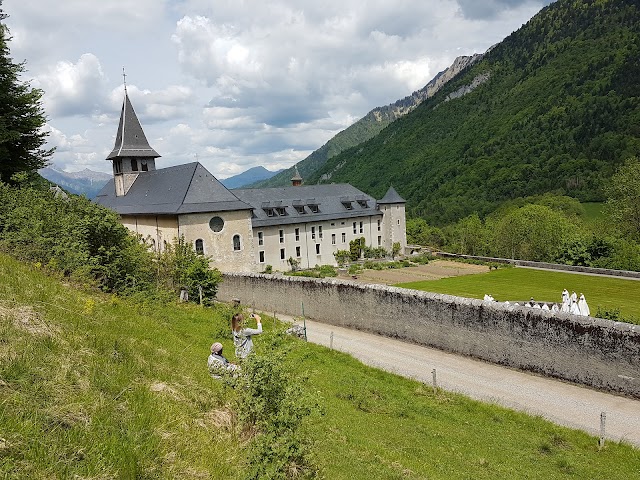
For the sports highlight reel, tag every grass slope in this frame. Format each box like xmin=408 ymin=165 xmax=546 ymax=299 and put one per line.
xmin=396 ymin=267 xmax=640 ymax=322
xmin=1 ymin=254 xmax=638 ymax=478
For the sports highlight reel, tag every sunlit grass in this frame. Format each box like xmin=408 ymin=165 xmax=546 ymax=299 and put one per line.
xmin=396 ymin=267 xmax=640 ymax=322
xmin=1 ymin=253 xmax=638 ymax=478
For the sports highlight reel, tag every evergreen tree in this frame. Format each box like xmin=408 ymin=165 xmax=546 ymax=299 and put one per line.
xmin=0 ymin=1 xmax=53 ymax=183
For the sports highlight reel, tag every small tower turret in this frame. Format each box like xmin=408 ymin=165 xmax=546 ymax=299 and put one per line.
xmin=291 ymin=165 xmax=303 ymax=187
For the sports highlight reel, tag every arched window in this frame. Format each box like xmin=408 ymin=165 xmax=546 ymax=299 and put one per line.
xmin=195 ymin=239 xmax=204 ymax=255
xmin=233 ymin=234 xmax=241 ymax=251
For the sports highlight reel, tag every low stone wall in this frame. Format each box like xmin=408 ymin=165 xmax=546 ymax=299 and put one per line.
xmin=434 ymin=252 xmax=640 ymax=279
xmin=219 ymin=273 xmax=640 ymax=398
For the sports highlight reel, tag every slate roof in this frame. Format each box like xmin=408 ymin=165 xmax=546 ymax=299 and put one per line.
xmin=233 ymin=184 xmax=382 ymax=227
xmin=95 ymin=162 xmax=251 ymax=215
xmin=377 ymin=186 xmax=406 ymax=204
xmin=106 ymin=93 xmax=160 ymax=160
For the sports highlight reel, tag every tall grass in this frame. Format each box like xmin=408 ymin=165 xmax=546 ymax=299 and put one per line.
xmin=1 ymin=254 xmax=638 ymax=478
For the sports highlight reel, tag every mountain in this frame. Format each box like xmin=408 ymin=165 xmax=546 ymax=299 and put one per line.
xmin=39 ymin=167 xmax=111 ymax=199
xmin=250 ymin=54 xmax=482 ymax=188
xmin=221 ymin=166 xmax=283 ymax=189
xmin=307 ymin=0 xmax=640 ymax=226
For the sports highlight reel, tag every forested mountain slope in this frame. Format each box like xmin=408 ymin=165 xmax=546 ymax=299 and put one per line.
xmin=250 ymin=54 xmax=481 ymax=188
xmin=308 ymin=0 xmax=640 ymax=225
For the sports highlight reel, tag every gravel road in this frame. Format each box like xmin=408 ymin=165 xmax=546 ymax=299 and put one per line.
xmin=276 ymin=314 xmax=640 ymax=447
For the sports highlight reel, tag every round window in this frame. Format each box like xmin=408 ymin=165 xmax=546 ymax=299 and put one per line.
xmin=209 ymin=216 xmax=224 ymax=232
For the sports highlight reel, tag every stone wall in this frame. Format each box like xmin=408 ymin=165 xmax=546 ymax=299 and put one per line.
xmin=218 ymin=273 xmax=640 ymax=398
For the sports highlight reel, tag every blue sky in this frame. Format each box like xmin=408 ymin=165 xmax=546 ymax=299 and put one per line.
xmin=4 ymin=0 xmax=552 ymax=178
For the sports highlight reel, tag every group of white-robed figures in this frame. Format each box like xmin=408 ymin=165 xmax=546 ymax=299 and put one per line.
xmin=483 ymin=289 xmax=590 ymax=316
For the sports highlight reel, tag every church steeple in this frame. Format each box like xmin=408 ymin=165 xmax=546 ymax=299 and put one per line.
xmin=107 ymin=77 xmax=160 ymax=196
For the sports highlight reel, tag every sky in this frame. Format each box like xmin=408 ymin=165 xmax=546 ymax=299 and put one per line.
xmin=3 ymin=0 xmax=552 ymax=179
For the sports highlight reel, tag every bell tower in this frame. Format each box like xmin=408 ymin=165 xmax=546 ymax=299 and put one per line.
xmin=106 ymin=70 xmax=160 ymax=196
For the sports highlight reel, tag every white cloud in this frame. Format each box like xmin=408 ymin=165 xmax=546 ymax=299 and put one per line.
xmin=33 ymin=54 xmax=107 ymax=117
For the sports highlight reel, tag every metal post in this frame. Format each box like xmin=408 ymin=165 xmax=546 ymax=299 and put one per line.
xmin=432 ymin=368 xmax=437 ymax=393
xmin=330 ymin=331 xmax=334 ymax=350
xmin=302 ymin=302 xmax=307 ymax=341
xmin=599 ymin=412 xmax=606 ymax=449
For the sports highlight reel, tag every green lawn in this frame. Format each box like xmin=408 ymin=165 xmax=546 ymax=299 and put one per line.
xmin=1 ymin=254 xmax=638 ymax=478
xmin=396 ymin=267 xmax=640 ymax=322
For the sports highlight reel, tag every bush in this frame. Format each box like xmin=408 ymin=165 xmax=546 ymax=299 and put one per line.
xmin=234 ymin=352 xmax=319 ymax=479
xmin=333 ymin=250 xmax=351 ymax=267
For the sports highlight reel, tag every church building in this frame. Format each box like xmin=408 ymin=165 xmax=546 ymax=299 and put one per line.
xmin=95 ymin=92 xmax=407 ymax=273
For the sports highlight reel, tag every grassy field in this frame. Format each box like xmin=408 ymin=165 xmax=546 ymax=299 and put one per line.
xmin=1 ymin=253 xmax=638 ymax=478
xmin=396 ymin=267 xmax=640 ymax=323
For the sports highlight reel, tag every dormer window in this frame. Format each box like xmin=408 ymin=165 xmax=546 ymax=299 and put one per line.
xmin=131 ymin=159 xmax=138 ymax=171
xmin=358 ymin=200 xmax=368 ymax=208
xmin=294 ymin=205 xmax=305 ymax=214
xmin=342 ymin=201 xmax=353 ymax=210
xmin=265 ymin=208 xmax=276 ymax=217
xmin=276 ymin=207 xmax=287 ymax=216
xmin=306 ymin=199 xmax=319 ymax=213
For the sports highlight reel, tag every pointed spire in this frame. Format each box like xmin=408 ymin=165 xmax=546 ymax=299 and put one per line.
xmin=106 ymin=90 xmax=160 ymax=160
xmin=378 ymin=186 xmax=405 ymax=204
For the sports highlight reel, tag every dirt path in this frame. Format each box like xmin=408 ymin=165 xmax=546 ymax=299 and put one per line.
xmin=335 ymin=259 xmax=488 ymax=285
xmin=272 ymin=313 xmax=640 ymax=447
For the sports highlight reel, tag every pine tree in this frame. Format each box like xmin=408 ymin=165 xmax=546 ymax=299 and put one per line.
xmin=0 ymin=1 xmax=53 ymax=183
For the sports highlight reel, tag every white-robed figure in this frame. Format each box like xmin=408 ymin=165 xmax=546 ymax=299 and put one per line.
xmin=578 ymin=293 xmax=590 ymax=316
xmin=571 ymin=291 xmax=578 ymax=303
xmin=570 ymin=296 xmax=581 ymax=315
xmin=551 ymin=303 xmax=560 ymax=313
xmin=561 ymin=289 xmax=570 ymax=313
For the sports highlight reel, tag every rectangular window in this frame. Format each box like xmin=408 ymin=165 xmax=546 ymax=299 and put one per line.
xmin=311 ymin=226 xmax=315 ymax=240
xmin=359 ymin=221 xmax=363 ymax=234
xmin=131 ymin=159 xmax=138 ymax=172
xmin=295 ymin=228 xmax=300 ymax=241
xmin=266 ymin=208 xmax=275 ymax=217
xmin=342 ymin=232 xmax=346 ymax=243
xmin=141 ymin=160 xmax=148 ymax=172
xmin=397 ymin=219 xmax=400 ymax=225
xmin=114 ymin=159 xmax=122 ymax=174
xmin=378 ymin=236 xmax=381 ymax=246
xmin=276 ymin=207 xmax=287 ymax=216
xmin=296 ymin=246 xmax=301 ymax=257
xmin=280 ymin=248 xmax=285 ymax=260
xmin=310 ymin=204 xmax=319 ymax=213
xmin=259 ymin=251 xmax=265 ymax=263
xmin=377 ymin=219 xmax=381 ymax=231
xmin=295 ymin=205 xmax=305 ymax=214
xmin=331 ymin=234 xmax=336 ymax=245
xmin=316 ymin=244 xmax=320 ymax=255
xmin=258 ymin=231 xmax=264 ymax=246
xmin=318 ymin=226 xmax=323 ymax=239
xmin=279 ymin=229 xmax=284 ymax=243
xmin=353 ymin=222 xmax=357 ymax=234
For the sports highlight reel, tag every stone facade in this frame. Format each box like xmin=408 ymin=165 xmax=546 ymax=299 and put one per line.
xmin=218 ymin=273 xmax=640 ymax=398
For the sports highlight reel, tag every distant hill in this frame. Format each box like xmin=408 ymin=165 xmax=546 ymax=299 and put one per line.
xmin=221 ymin=166 xmax=283 ymax=189
xmin=308 ymin=0 xmax=640 ymax=226
xmin=250 ymin=54 xmax=482 ymax=188
xmin=39 ymin=167 xmax=111 ymax=199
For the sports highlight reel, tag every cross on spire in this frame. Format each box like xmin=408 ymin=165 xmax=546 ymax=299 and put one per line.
xmin=122 ymin=66 xmax=127 ymax=92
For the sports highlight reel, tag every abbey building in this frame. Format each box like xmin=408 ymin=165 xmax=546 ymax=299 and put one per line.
xmin=95 ymin=92 xmax=407 ymax=273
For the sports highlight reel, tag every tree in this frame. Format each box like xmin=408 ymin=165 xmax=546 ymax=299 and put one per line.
xmin=605 ymin=157 xmax=640 ymax=239
xmin=0 ymin=2 xmax=53 ymax=183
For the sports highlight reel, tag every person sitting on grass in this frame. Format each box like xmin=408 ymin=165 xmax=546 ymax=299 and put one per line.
xmin=208 ymin=342 xmax=238 ymax=379
xmin=232 ymin=312 xmax=262 ymax=359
